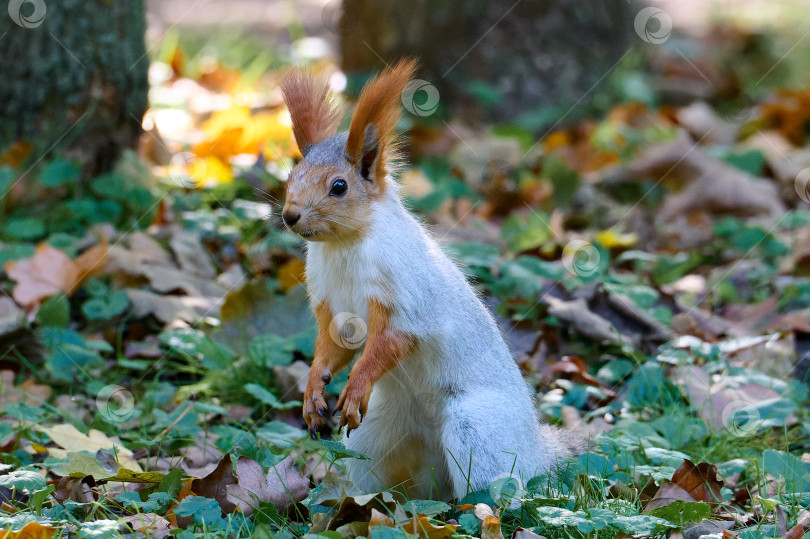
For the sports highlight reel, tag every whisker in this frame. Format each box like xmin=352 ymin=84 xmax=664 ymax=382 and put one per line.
xmin=319 ymin=215 xmax=361 ymax=233
xmin=252 ymin=186 xmax=281 ymax=205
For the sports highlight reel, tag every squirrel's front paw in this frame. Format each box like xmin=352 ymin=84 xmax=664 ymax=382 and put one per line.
xmin=303 ymin=388 xmax=329 ymax=440
xmin=335 ymin=378 xmax=371 ymax=437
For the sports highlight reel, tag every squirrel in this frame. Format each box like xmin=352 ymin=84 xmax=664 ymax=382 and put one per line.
xmin=279 ymin=60 xmax=576 ymax=500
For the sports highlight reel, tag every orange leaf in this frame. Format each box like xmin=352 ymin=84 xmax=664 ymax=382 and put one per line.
xmin=402 ymin=515 xmax=457 ymax=539
xmin=0 ymin=521 xmax=60 ymax=539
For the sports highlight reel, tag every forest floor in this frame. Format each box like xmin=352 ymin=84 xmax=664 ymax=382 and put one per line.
xmin=0 ymin=6 xmax=810 ymax=539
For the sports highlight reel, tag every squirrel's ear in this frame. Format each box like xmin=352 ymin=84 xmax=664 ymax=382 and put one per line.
xmin=280 ymin=70 xmax=341 ymax=158
xmin=345 ymin=59 xmax=417 ymax=186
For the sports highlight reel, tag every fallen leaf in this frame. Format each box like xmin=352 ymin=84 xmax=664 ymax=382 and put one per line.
xmin=126 ymin=289 xmax=216 ymax=325
xmin=369 ymin=508 xmax=394 ymax=528
xmin=402 ymin=514 xmax=458 ymax=538
xmin=481 ymin=514 xmax=503 ymax=539
xmin=54 ymin=475 xmax=96 ymax=505
xmin=4 ymin=241 xmax=108 ymax=307
xmin=277 ymin=258 xmax=306 ymax=293
xmin=0 ymin=521 xmax=60 ymax=539
xmin=120 ymin=513 xmax=171 ymax=539
xmin=226 ymin=455 xmax=309 ymax=516
xmin=35 ymin=424 xmax=141 ymax=472
xmin=646 ymin=459 xmax=723 ymax=511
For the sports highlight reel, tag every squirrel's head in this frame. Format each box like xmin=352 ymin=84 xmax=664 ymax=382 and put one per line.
xmin=279 ymin=60 xmax=416 ymax=242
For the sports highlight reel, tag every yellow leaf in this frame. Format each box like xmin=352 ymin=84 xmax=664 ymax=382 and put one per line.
xmin=188 ymin=156 xmax=233 ymax=188
xmin=0 ymin=521 xmax=60 ymax=539
xmin=277 ymin=258 xmax=306 ymax=292
xmin=594 ymin=229 xmax=638 ymax=249
xmin=35 ymin=424 xmax=142 ymax=472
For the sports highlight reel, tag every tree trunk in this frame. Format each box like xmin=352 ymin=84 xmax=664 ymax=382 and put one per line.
xmin=0 ymin=0 xmax=148 ymax=175
xmin=339 ymin=0 xmax=634 ymax=127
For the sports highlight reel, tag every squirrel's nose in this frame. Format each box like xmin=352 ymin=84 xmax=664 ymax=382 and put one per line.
xmin=282 ymin=208 xmax=301 ymax=227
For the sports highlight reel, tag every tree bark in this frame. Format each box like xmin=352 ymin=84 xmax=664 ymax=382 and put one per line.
xmin=339 ymin=0 xmax=634 ymax=126
xmin=0 ymin=0 xmax=148 ymax=175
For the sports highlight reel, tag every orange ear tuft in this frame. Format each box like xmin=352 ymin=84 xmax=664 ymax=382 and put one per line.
xmin=345 ymin=59 xmax=417 ymax=181
xmin=280 ymin=70 xmax=342 ymax=156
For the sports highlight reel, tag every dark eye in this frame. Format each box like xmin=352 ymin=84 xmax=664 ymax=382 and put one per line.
xmin=329 ymin=179 xmax=348 ymax=197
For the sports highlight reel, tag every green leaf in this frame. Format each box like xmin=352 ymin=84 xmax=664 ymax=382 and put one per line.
xmin=502 ymin=212 xmax=551 ymax=252
xmin=447 ymin=241 xmax=501 ymax=269
xmin=159 ymin=468 xmax=185 ymax=498
xmin=31 ymin=485 xmax=55 ymax=515
xmin=403 ymin=499 xmax=451 ymax=516
xmin=77 ymin=519 xmax=119 ymax=538
xmin=36 ymin=295 xmax=70 ymax=328
xmin=244 ymin=383 xmax=300 ymax=410
xmin=174 ymin=496 xmax=226 ymax=528
xmin=762 ymin=450 xmax=810 ymax=493
xmin=81 ymin=290 xmax=130 ymax=320
xmin=255 ymin=421 xmax=307 ymax=449
xmin=4 ymin=217 xmax=46 ymax=240
xmin=0 ymin=167 xmax=16 ymax=194
xmin=543 ymin=154 xmax=580 ymax=208
xmin=40 ymin=159 xmax=80 ymax=187
xmin=0 ymin=469 xmax=46 ymax=492
xmin=369 ymin=526 xmax=408 ymax=539
xmin=647 ymin=500 xmax=712 ymax=525
xmin=319 ymin=440 xmax=370 ymax=461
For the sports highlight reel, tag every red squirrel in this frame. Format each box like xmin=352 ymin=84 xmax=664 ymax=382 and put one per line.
xmin=280 ymin=60 xmax=574 ymax=499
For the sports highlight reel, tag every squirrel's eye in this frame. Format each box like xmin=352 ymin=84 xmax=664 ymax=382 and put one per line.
xmin=329 ymin=179 xmax=348 ymax=197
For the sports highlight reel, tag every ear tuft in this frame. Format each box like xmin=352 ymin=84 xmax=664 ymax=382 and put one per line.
xmin=280 ymin=70 xmax=342 ymax=157
xmin=345 ymin=59 xmax=417 ymax=183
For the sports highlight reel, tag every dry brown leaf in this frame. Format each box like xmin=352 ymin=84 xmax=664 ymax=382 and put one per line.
xmin=4 ymin=240 xmax=108 ymax=307
xmin=599 ymin=134 xmax=785 ymax=219
xmin=126 ymin=289 xmax=214 ymax=325
xmin=481 ymin=515 xmax=504 ymax=539
xmin=369 ymin=508 xmax=395 ymax=528
xmin=120 ymin=513 xmax=171 ymax=539
xmin=645 ymin=482 xmax=696 ymax=511
xmin=513 ymin=527 xmax=548 ymax=539
xmin=402 ymin=514 xmax=458 ymax=539
xmin=226 ymin=455 xmax=309 ymax=516
xmin=54 ymin=475 xmax=97 ymax=505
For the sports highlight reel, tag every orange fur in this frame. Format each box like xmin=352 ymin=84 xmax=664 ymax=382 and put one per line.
xmin=280 ymin=70 xmax=342 ymax=155
xmin=345 ymin=59 xmax=417 ymax=184
xmin=335 ymin=299 xmax=417 ymax=435
xmin=303 ymin=301 xmax=357 ymax=438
